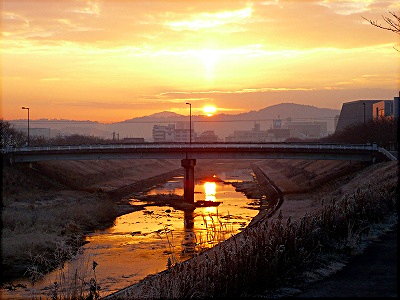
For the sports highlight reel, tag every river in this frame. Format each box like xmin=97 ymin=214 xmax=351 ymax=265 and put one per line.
xmin=4 ymin=166 xmax=262 ymax=299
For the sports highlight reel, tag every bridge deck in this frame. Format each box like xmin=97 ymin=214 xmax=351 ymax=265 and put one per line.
xmin=2 ymin=143 xmax=394 ymax=163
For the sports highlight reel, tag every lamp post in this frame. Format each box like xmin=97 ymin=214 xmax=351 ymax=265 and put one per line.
xmin=21 ymin=106 xmax=30 ymax=146
xmin=363 ymin=102 xmax=366 ymax=124
xmin=186 ymin=102 xmax=192 ymax=144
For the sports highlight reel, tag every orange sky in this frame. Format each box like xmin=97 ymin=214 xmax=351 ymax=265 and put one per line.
xmin=1 ymin=0 xmax=399 ymax=122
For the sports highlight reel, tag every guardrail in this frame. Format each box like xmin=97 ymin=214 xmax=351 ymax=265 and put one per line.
xmin=1 ymin=143 xmax=378 ymax=153
xmin=3 ymin=143 xmax=393 ymax=163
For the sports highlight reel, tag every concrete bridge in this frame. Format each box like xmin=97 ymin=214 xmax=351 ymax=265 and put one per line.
xmin=2 ymin=143 xmax=396 ymax=203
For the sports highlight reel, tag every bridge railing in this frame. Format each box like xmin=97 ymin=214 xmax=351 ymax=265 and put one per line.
xmin=1 ymin=143 xmax=378 ymax=154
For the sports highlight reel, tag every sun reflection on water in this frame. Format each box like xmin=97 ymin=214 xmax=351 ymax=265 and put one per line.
xmin=204 ymin=181 xmax=216 ymax=201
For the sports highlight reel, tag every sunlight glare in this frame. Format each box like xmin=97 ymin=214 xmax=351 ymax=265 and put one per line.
xmin=196 ymin=49 xmax=220 ymax=80
xmin=204 ymin=182 xmax=216 ymax=201
xmin=203 ymin=105 xmax=217 ymax=117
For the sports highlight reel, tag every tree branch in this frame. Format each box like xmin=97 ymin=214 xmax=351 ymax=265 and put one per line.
xmin=363 ymin=11 xmax=400 ymax=34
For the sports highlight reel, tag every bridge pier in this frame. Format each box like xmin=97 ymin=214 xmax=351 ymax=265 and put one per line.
xmin=181 ymin=159 xmax=196 ymax=204
xmin=182 ymin=210 xmax=196 ymax=256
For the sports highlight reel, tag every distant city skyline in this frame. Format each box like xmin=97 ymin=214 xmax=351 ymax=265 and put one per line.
xmin=1 ymin=0 xmax=399 ymax=122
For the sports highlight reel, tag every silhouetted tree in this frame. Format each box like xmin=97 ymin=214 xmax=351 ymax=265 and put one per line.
xmin=318 ymin=118 xmax=398 ymax=150
xmin=0 ymin=120 xmax=27 ymax=147
xmin=27 ymin=134 xmax=111 ymax=146
xmin=363 ymin=11 xmax=400 ymax=51
xmin=363 ymin=12 xmax=400 ymax=34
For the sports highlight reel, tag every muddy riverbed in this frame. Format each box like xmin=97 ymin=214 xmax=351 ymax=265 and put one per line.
xmin=3 ymin=166 xmax=265 ymax=299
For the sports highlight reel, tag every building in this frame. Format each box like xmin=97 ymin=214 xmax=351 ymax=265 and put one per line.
xmin=372 ymin=100 xmax=393 ymax=119
xmin=152 ymin=124 xmax=175 ymax=142
xmin=335 ymin=100 xmax=381 ymax=132
xmin=225 ymin=123 xmax=291 ymax=142
xmin=272 ymin=119 xmax=282 ymax=129
xmin=195 ymin=131 xmax=219 ymax=143
xmin=266 ymin=128 xmax=290 ymax=141
xmin=176 ymin=121 xmax=190 ymax=130
xmin=336 ymin=97 xmax=399 ymax=132
xmin=152 ymin=123 xmax=196 ymax=142
xmin=174 ymin=128 xmax=195 ymax=142
xmin=287 ymin=121 xmax=327 ymax=139
xmin=393 ymin=95 xmax=399 ymax=118
xmin=225 ymin=123 xmax=270 ymax=142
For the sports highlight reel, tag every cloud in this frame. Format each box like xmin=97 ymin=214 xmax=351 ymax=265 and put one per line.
xmin=2 ymin=0 xmax=397 ymax=49
xmin=157 ymin=87 xmax=398 ymax=113
xmin=70 ymin=0 xmax=100 ymax=16
xmin=2 ymin=0 xmax=399 ymax=121
xmin=159 ymin=87 xmax=318 ymax=99
xmin=319 ymin=0 xmax=374 ymax=15
xmin=166 ymin=6 xmax=253 ymax=31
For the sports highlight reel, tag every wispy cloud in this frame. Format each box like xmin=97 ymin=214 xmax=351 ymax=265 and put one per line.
xmin=70 ymin=0 xmax=101 ymax=16
xmin=2 ymin=0 xmax=399 ymax=121
xmin=166 ymin=6 xmax=253 ymax=31
xmin=160 ymin=86 xmax=343 ymax=99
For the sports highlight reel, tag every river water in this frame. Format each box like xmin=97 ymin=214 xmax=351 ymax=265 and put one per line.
xmin=4 ymin=167 xmax=261 ymax=299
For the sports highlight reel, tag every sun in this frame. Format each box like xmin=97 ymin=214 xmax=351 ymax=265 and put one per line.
xmin=203 ymin=105 xmax=217 ymax=117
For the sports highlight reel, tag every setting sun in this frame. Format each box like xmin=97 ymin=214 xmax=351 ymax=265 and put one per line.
xmin=203 ymin=105 xmax=217 ymax=117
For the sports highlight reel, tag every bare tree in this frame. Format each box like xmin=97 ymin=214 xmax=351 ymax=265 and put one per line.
xmin=363 ymin=11 xmax=400 ymax=34
xmin=363 ymin=11 xmax=399 ymax=52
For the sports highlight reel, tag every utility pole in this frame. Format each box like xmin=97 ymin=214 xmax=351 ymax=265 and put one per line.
xmin=21 ymin=107 xmax=30 ymax=146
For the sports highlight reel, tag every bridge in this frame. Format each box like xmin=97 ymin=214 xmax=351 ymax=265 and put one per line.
xmin=2 ymin=142 xmax=396 ymax=163
xmin=3 ymin=143 xmax=396 ymax=203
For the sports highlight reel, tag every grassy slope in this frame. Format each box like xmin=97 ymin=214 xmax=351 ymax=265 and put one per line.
xmin=1 ymin=159 xmax=180 ymax=282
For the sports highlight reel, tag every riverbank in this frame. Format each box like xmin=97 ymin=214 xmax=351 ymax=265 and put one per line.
xmin=105 ymin=160 xmax=397 ymax=299
xmin=2 ymin=159 xmax=262 ymax=298
xmin=1 ymin=159 xmax=181 ymax=285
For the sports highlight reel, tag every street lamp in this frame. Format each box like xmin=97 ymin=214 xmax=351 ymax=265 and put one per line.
xmin=363 ymin=102 xmax=366 ymax=124
xmin=186 ymin=102 xmax=192 ymax=144
xmin=21 ymin=106 xmax=30 ymax=146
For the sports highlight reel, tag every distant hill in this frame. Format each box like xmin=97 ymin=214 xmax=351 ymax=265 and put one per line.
xmin=121 ymin=111 xmax=185 ymax=122
xmin=108 ymin=103 xmax=339 ymax=139
xmin=8 ymin=103 xmax=339 ymax=140
xmin=238 ymin=103 xmax=338 ymax=120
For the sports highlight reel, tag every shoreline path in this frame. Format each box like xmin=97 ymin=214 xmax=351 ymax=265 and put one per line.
xmin=295 ymin=228 xmax=397 ymax=298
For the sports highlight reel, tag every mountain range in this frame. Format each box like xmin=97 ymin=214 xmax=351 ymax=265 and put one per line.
xmin=9 ymin=103 xmax=340 ymax=140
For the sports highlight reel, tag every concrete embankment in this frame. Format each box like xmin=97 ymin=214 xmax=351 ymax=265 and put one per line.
xmin=33 ymin=159 xmax=180 ymax=192
xmin=255 ymin=159 xmax=369 ymax=222
xmin=108 ymin=168 xmax=182 ymax=199
xmin=247 ymin=164 xmax=283 ymax=226
xmin=255 ymin=159 xmax=366 ymax=194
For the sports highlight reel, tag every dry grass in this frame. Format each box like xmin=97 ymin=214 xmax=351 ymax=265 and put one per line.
xmin=15 ymin=241 xmax=102 ymax=300
xmin=1 ymin=195 xmax=116 ymax=282
xmin=108 ymin=163 xmax=398 ymax=299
